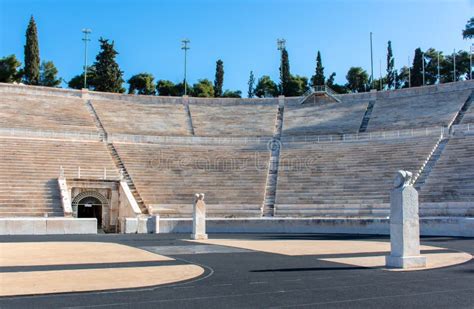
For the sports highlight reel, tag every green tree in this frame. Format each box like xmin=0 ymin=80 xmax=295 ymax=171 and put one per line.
xmin=311 ymin=51 xmax=325 ymax=87
xmin=446 ymin=50 xmax=472 ymax=81
xmin=386 ymin=41 xmax=395 ymax=89
xmin=93 ymin=38 xmax=125 ymax=93
xmin=192 ymin=79 xmax=214 ymax=97
xmin=214 ymin=59 xmax=224 ymax=97
xmin=222 ymin=89 xmax=242 ymax=98
xmin=175 ymin=81 xmax=192 ymax=96
xmin=326 ymin=72 xmax=336 ymax=87
xmin=397 ymin=66 xmax=410 ymax=89
xmin=462 ymin=17 xmax=474 ymax=39
xmin=411 ymin=48 xmax=424 ymax=87
xmin=331 ymin=83 xmax=349 ymax=94
xmin=68 ymin=65 xmax=97 ymax=90
xmin=127 ymin=73 xmax=155 ymax=95
xmin=373 ymin=77 xmax=386 ymax=91
xmin=39 ymin=61 xmax=61 ymax=87
xmin=423 ymin=48 xmax=446 ymax=85
xmin=247 ymin=70 xmax=255 ymax=98
xmin=24 ymin=16 xmax=40 ymax=85
xmin=345 ymin=67 xmax=369 ymax=93
xmin=156 ymin=80 xmax=176 ymax=96
xmin=279 ymin=48 xmax=291 ymax=96
xmin=287 ymin=75 xmax=309 ymax=96
xmin=255 ymin=75 xmax=279 ymax=98
xmin=0 ymin=55 xmax=22 ymax=83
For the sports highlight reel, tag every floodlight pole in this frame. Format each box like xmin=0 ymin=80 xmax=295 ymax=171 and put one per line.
xmin=181 ymin=39 xmax=190 ymax=96
xmin=370 ymin=32 xmax=374 ymax=89
xmin=82 ymin=29 xmax=91 ymax=89
xmin=422 ymin=51 xmax=425 ymax=86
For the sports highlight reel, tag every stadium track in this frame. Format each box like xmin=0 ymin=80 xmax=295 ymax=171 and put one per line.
xmin=0 ymin=233 xmax=473 ymax=308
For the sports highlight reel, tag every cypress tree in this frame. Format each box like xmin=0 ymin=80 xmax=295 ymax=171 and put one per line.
xmin=93 ymin=37 xmax=125 ymax=93
xmin=214 ymin=59 xmax=224 ymax=97
xmin=24 ymin=16 xmax=40 ymax=85
xmin=411 ymin=48 xmax=424 ymax=87
xmin=280 ymin=48 xmax=291 ymax=96
xmin=386 ymin=41 xmax=395 ymax=89
xmin=247 ymin=71 xmax=255 ymax=98
xmin=311 ymin=51 xmax=325 ymax=87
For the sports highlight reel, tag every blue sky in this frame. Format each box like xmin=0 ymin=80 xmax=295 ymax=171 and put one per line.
xmin=0 ymin=0 xmax=472 ymax=94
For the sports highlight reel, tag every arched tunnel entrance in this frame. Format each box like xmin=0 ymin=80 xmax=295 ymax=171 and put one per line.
xmin=72 ymin=191 xmax=109 ymax=230
xmin=77 ymin=196 xmax=103 ymax=227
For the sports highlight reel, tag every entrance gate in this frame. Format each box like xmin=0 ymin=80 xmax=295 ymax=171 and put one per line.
xmin=72 ymin=191 xmax=109 ymax=229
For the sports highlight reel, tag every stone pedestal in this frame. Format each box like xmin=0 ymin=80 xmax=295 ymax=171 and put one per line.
xmin=386 ymin=170 xmax=426 ymax=269
xmin=191 ymin=193 xmax=207 ymax=240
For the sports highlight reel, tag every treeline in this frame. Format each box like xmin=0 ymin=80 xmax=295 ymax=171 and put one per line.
xmin=1 ymin=16 xmax=473 ymax=97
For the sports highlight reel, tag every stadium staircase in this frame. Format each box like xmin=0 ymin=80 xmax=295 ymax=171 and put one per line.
xmin=413 ymin=90 xmax=473 ymax=190
xmin=182 ymin=99 xmax=195 ymax=135
xmin=358 ymin=100 xmax=376 ymax=133
xmin=413 ymin=138 xmax=448 ymax=190
xmin=84 ymin=99 xmax=148 ymax=214
xmin=451 ymin=90 xmax=473 ymax=126
xmin=299 ymin=85 xmax=341 ymax=104
xmin=107 ymin=143 xmax=147 ymax=213
xmin=261 ymin=99 xmax=284 ymax=216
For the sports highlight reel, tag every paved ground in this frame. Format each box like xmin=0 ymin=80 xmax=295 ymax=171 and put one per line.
xmin=0 ymin=233 xmax=473 ymax=308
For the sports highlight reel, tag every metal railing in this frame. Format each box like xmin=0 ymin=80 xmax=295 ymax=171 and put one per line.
xmin=0 ymin=128 xmax=102 ymax=141
xmin=299 ymin=85 xmax=341 ymax=104
xmin=108 ymin=133 xmax=272 ymax=146
xmin=59 ymin=166 xmax=119 ymax=180
xmin=1 ymin=125 xmax=470 ymax=147
xmin=281 ymin=126 xmax=447 ymax=144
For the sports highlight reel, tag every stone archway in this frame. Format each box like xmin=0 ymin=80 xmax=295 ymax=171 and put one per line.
xmin=72 ymin=191 xmax=109 ymax=229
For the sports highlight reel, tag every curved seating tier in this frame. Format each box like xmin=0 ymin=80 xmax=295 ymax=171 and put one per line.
xmin=91 ymin=99 xmax=190 ymax=136
xmin=282 ymin=99 xmax=368 ymax=136
xmin=0 ymin=94 xmax=97 ymax=134
xmin=0 ymin=137 xmax=119 ymax=217
xmin=275 ymin=135 xmax=439 ymax=218
xmin=419 ymin=134 xmax=474 ymax=216
xmin=113 ymin=142 xmax=270 ymax=217
xmin=188 ymin=99 xmax=278 ymax=137
xmin=366 ymin=90 xmax=471 ymax=131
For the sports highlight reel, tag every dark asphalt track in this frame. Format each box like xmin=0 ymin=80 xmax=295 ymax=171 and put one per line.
xmin=0 ymin=233 xmax=473 ymax=308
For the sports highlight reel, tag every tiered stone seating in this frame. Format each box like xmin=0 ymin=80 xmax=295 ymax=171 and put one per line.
xmin=0 ymin=94 xmax=97 ymax=134
xmin=282 ymin=98 xmax=368 ymax=135
xmin=275 ymin=135 xmax=438 ymax=217
xmin=0 ymin=137 xmax=119 ymax=217
xmin=188 ymin=99 xmax=277 ymax=137
xmin=113 ymin=142 xmax=270 ymax=217
xmin=366 ymin=90 xmax=472 ymax=131
xmin=91 ymin=99 xmax=190 ymax=136
xmin=419 ymin=134 xmax=474 ymax=216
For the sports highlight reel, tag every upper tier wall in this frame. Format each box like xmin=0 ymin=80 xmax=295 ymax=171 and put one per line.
xmin=366 ymin=89 xmax=471 ymax=131
xmin=0 ymin=93 xmax=98 ymax=135
xmin=0 ymin=80 xmax=472 ymax=138
xmin=283 ymin=98 xmax=368 ymax=136
xmin=188 ymin=99 xmax=278 ymax=137
xmin=340 ymin=79 xmax=474 ymax=102
xmin=91 ymin=99 xmax=190 ymax=136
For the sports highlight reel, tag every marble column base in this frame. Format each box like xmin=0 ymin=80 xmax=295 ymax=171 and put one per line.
xmin=385 ymin=255 xmax=427 ymax=269
xmin=191 ymin=233 xmax=208 ymax=240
